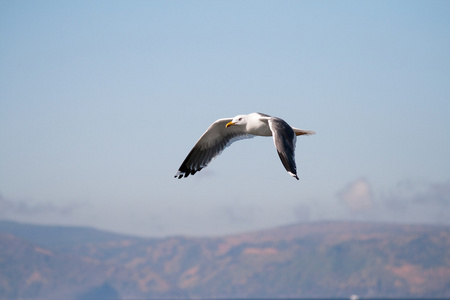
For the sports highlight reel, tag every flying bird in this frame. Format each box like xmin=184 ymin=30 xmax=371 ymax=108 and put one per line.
xmin=174 ymin=112 xmax=315 ymax=180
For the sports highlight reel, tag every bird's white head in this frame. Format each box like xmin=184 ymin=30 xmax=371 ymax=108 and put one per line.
xmin=226 ymin=114 xmax=247 ymax=128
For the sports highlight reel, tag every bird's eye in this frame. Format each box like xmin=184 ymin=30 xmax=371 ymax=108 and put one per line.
xmin=238 ymin=118 xmax=242 ymax=121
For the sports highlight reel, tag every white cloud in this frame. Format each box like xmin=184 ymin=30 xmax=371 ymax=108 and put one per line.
xmin=380 ymin=179 xmax=450 ymax=224
xmin=333 ymin=178 xmax=450 ymax=225
xmin=337 ymin=178 xmax=374 ymax=213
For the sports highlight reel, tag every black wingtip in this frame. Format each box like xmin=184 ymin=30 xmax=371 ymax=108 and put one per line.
xmin=174 ymin=167 xmax=202 ymax=179
xmin=287 ymin=171 xmax=299 ymax=180
xmin=174 ymin=172 xmax=187 ymax=179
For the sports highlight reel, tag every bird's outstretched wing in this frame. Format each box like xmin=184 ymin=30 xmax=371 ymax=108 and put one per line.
xmin=175 ymin=118 xmax=253 ymax=178
xmin=268 ymin=117 xmax=299 ymax=180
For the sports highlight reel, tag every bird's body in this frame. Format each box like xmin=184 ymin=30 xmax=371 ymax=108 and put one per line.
xmin=241 ymin=113 xmax=273 ymax=136
xmin=174 ymin=112 xmax=314 ymax=180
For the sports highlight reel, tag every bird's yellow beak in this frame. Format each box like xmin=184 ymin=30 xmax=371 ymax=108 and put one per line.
xmin=226 ymin=122 xmax=235 ymax=128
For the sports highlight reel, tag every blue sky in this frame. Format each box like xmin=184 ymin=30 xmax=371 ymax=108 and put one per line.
xmin=1 ymin=1 xmax=449 ymax=237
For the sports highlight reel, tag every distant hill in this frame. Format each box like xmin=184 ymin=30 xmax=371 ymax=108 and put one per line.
xmin=0 ymin=220 xmax=145 ymax=254
xmin=1 ymin=220 xmax=449 ymax=299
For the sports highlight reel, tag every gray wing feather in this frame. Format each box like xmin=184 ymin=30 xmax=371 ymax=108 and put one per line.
xmin=175 ymin=118 xmax=252 ymax=178
xmin=268 ymin=117 xmax=299 ymax=180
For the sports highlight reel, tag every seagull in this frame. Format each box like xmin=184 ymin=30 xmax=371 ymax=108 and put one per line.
xmin=174 ymin=112 xmax=315 ymax=180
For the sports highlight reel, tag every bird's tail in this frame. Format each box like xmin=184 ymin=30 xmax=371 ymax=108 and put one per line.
xmin=292 ymin=128 xmax=316 ymax=136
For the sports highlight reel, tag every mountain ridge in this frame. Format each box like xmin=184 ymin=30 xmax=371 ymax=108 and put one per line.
xmin=1 ymin=220 xmax=449 ymax=299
